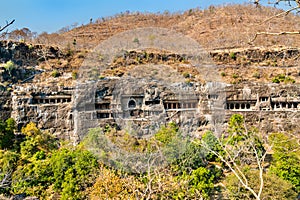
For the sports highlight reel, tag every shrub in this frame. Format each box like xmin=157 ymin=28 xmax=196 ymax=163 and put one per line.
xmin=272 ymin=74 xmax=295 ymax=84
xmin=225 ymin=170 xmax=297 ymax=200
xmin=272 ymin=61 xmax=278 ymax=67
xmin=65 ymin=43 xmax=74 ymax=57
xmin=71 ymin=71 xmax=78 ymax=80
xmin=183 ymin=72 xmax=190 ymax=78
xmin=253 ymin=72 xmax=261 ymax=79
xmin=51 ymin=70 xmax=60 ymax=78
xmin=133 ymin=37 xmax=140 ymax=44
xmin=272 ymin=78 xmax=280 ymax=83
xmin=57 ymin=60 xmax=62 ymax=65
xmin=28 ymin=44 xmax=34 ymax=50
xmin=232 ymin=74 xmax=238 ymax=79
xmin=229 ymin=52 xmax=236 ymax=60
xmin=3 ymin=60 xmax=16 ymax=76
xmin=284 ymin=76 xmax=296 ymax=84
xmin=220 ymin=72 xmax=226 ymax=77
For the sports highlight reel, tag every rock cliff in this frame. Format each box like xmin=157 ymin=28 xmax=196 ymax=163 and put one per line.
xmin=0 ymin=41 xmax=299 ymax=142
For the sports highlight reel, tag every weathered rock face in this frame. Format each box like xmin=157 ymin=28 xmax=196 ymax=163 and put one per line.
xmin=225 ymin=83 xmax=300 ymax=110
xmin=10 ymin=85 xmax=73 ymax=139
xmin=226 ymin=110 xmax=300 ymax=134
xmin=224 ymin=83 xmax=300 ymax=134
xmin=0 ymin=65 xmax=42 ymax=84
xmin=210 ymin=47 xmax=300 ymax=66
xmin=0 ymin=90 xmax=12 ymax=120
xmin=3 ymin=76 xmax=300 ymax=142
xmin=0 ymin=41 xmax=299 ymax=143
xmin=0 ymin=40 xmax=63 ymax=66
xmin=73 ymin=77 xmax=207 ymax=142
xmin=0 ymin=41 xmax=66 ymax=86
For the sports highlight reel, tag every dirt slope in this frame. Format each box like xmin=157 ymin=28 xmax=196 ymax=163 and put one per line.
xmin=61 ymin=4 xmax=300 ymax=50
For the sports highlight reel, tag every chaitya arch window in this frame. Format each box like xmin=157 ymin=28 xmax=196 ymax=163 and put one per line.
xmin=128 ymin=99 xmax=136 ymax=108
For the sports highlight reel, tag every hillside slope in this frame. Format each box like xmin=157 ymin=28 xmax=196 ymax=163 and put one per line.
xmin=61 ymin=4 xmax=300 ymax=50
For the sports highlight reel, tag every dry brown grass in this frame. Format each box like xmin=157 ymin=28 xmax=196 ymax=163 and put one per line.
xmin=56 ymin=4 xmax=300 ymax=50
xmin=28 ymin=4 xmax=300 ymax=85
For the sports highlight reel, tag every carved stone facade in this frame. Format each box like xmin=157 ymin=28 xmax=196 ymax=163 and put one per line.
xmin=2 ymin=80 xmax=298 ymax=142
xmin=0 ymin=41 xmax=299 ymax=141
xmin=10 ymin=85 xmax=74 ymax=139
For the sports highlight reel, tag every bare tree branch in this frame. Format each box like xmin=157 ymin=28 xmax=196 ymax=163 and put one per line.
xmin=264 ymin=0 xmax=300 ymax=7
xmin=249 ymin=31 xmax=300 ymax=43
xmin=200 ymin=141 xmax=261 ymax=200
xmin=0 ymin=170 xmax=12 ymax=189
xmin=260 ymin=6 xmax=299 ymax=24
xmin=249 ymin=0 xmax=300 ymax=43
xmin=0 ymin=19 xmax=15 ymax=33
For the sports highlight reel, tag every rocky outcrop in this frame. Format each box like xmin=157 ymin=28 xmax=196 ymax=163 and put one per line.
xmin=10 ymin=85 xmax=73 ymax=139
xmin=0 ymin=41 xmax=67 ymax=86
xmin=0 ymin=41 xmax=299 ymax=142
xmin=2 ymin=77 xmax=299 ymax=143
xmin=2 ymin=77 xmax=300 ymax=142
xmin=0 ymin=41 xmax=63 ymax=66
xmin=224 ymin=83 xmax=300 ymax=134
xmin=210 ymin=47 xmax=300 ymax=66
xmin=0 ymin=90 xmax=12 ymax=121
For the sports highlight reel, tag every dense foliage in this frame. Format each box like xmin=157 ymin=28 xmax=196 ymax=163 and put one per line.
xmin=0 ymin=122 xmax=98 ymax=199
xmin=0 ymin=115 xmax=299 ymax=199
xmin=0 ymin=118 xmax=16 ymax=150
xmin=269 ymin=133 xmax=300 ymax=193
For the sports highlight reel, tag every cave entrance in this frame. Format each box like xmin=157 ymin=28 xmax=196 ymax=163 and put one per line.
xmin=128 ymin=99 xmax=136 ymax=108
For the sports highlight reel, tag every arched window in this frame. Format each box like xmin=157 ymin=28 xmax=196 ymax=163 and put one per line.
xmin=241 ymin=104 xmax=245 ymax=109
xmin=128 ymin=99 xmax=136 ymax=108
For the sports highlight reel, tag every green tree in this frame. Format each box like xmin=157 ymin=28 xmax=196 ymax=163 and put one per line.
xmin=20 ymin=122 xmax=58 ymax=159
xmin=0 ymin=121 xmax=100 ymax=199
xmin=12 ymin=153 xmax=52 ymax=197
xmin=12 ymin=122 xmax=98 ymax=199
xmin=227 ymin=113 xmax=246 ymax=142
xmin=172 ymin=139 xmax=207 ymax=174
xmin=0 ymin=150 xmax=19 ymax=194
xmin=50 ymin=147 xmax=98 ymax=199
xmin=225 ymin=170 xmax=297 ymax=199
xmin=0 ymin=118 xmax=16 ymax=150
xmin=269 ymin=133 xmax=300 ymax=193
xmin=199 ymin=114 xmax=267 ymax=200
xmin=201 ymin=131 xmax=223 ymax=161
xmin=171 ymin=132 xmax=222 ymax=199
xmin=183 ymin=166 xmax=222 ymax=199
xmin=154 ymin=122 xmax=178 ymax=144
xmin=13 ymin=147 xmax=98 ymax=199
